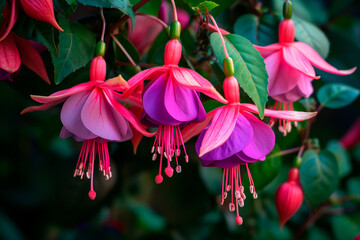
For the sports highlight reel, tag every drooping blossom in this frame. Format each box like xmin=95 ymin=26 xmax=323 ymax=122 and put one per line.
xmin=275 ymin=168 xmax=303 ymax=228
xmin=182 ymin=64 xmax=316 ymax=225
xmin=22 ymin=52 xmax=153 ymax=199
xmin=0 ymin=0 xmax=62 ymax=83
xmin=123 ymin=21 xmax=227 ymax=184
xmin=254 ymin=1 xmax=356 ymax=135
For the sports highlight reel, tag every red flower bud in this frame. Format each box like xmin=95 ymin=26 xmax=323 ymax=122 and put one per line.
xmin=275 ymin=168 xmax=303 ymax=228
xmin=19 ymin=0 xmax=63 ymax=31
xmin=278 ymin=19 xmax=295 ymax=43
xmin=90 ymin=57 xmax=106 ymax=82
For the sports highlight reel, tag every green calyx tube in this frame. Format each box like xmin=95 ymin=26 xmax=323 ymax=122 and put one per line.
xmin=223 ymin=57 xmax=235 ymax=77
xmin=170 ymin=21 xmax=181 ymax=40
xmin=96 ymin=41 xmax=106 ymax=57
xmin=283 ymin=1 xmax=293 ymax=20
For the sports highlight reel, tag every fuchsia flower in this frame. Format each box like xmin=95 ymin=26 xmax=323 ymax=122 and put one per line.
xmin=22 ymin=54 xmax=153 ymax=199
xmin=182 ymin=72 xmax=315 ymax=225
xmin=255 ymin=20 xmax=355 ymax=103
xmin=254 ymin=1 xmax=356 ymax=134
xmin=123 ymin=21 xmax=227 ymax=184
xmin=0 ymin=0 xmax=62 ymax=83
xmin=275 ymin=168 xmax=303 ymax=228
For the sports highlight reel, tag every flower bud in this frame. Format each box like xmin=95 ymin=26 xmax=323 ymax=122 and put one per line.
xmin=275 ymin=168 xmax=303 ymax=228
xmin=278 ymin=20 xmax=295 ymax=43
xmin=19 ymin=0 xmax=63 ymax=31
xmin=164 ymin=39 xmax=182 ymax=65
xmin=90 ymin=57 xmax=106 ymax=82
xmin=223 ymin=76 xmax=240 ymax=103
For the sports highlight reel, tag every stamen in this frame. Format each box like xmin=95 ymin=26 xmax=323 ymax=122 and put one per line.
xmin=151 ymin=125 xmax=190 ymax=183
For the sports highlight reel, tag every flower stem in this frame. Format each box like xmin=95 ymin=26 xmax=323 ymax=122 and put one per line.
xmin=208 ymin=14 xmax=229 ymax=59
xmin=135 ymin=13 xmax=168 ymax=29
xmin=171 ymin=0 xmax=178 ymax=21
xmin=100 ymin=8 xmax=106 ymax=42
xmin=111 ymin=34 xmax=137 ymax=68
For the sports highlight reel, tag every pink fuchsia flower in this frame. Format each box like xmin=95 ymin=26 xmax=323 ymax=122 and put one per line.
xmin=0 ymin=0 xmax=61 ymax=83
xmin=22 ymin=55 xmax=153 ymax=199
xmin=124 ymin=21 xmax=227 ymax=184
xmin=255 ymin=19 xmax=355 ymax=103
xmin=275 ymin=168 xmax=303 ymax=228
xmin=182 ymin=74 xmax=315 ymax=225
xmin=254 ymin=4 xmax=356 ymax=135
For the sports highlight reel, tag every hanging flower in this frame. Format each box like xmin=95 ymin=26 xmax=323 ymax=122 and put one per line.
xmin=123 ymin=21 xmax=227 ymax=183
xmin=22 ymin=47 xmax=153 ymax=199
xmin=182 ymin=60 xmax=316 ymax=225
xmin=254 ymin=0 xmax=356 ymax=135
xmin=275 ymin=168 xmax=303 ymax=228
xmin=0 ymin=0 xmax=62 ymax=83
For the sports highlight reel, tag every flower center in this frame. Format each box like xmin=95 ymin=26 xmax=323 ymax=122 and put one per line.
xmin=73 ymin=138 xmax=112 ymax=200
xmin=269 ymin=101 xmax=297 ymax=136
xmin=151 ymin=125 xmax=189 ymax=184
xmin=220 ymin=164 xmax=258 ymax=225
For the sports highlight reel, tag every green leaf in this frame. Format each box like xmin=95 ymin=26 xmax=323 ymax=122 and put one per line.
xmin=244 ymin=145 xmax=282 ymax=191
xmin=332 ymin=215 xmax=360 ymax=240
xmin=202 ymin=100 xmax=224 ymax=112
xmin=233 ymin=14 xmax=278 ymax=46
xmin=292 ymin=16 xmax=330 ymax=59
xmin=53 ymin=15 xmax=96 ymax=84
xmin=77 ymin=0 xmax=134 ymax=24
xmin=300 ymin=150 xmax=339 ymax=207
xmin=317 ymin=83 xmax=360 ymax=108
xmin=193 ymin=1 xmax=219 ymax=13
xmin=272 ymin=0 xmax=328 ymax=25
xmin=112 ymin=34 xmax=140 ymax=63
xmin=132 ymin=0 xmax=161 ymax=16
xmin=77 ymin=0 xmax=131 ymax=8
xmin=326 ymin=140 xmax=351 ymax=177
xmin=210 ymin=33 xmax=269 ymax=119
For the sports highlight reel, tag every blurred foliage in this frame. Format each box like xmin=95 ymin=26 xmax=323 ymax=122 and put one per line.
xmin=0 ymin=0 xmax=360 ymax=239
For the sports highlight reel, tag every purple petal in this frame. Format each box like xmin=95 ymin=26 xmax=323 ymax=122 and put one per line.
xmin=196 ymin=113 xmax=253 ymax=161
xmin=164 ymin=75 xmax=203 ymax=122
xmin=60 ymin=90 xmax=98 ymax=140
xmin=143 ymin=73 xmax=181 ymax=126
xmin=241 ymin=111 xmax=275 ymax=159
xmin=81 ymin=88 xmax=133 ymax=142
xmin=60 ymin=127 xmax=85 ymax=142
xmin=200 ymin=154 xmax=245 ymax=168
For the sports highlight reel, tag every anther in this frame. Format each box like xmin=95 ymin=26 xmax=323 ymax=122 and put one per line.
xmin=176 ymin=149 xmax=181 ymax=156
xmin=185 ymin=155 xmax=189 ymax=163
xmin=250 ymin=185 xmax=254 ymax=194
xmin=152 ymin=153 xmax=157 ymax=161
xmin=151 ymin=146 xmax=155 ymax=153
xmin=235 ymin=190 xmax=241 ymax=199
xmin=239 ymin=198 xmax=244 ymax=207
xmin=253 ymin=192 xmax=258 ymax=199
xmin=176 ymin=165 xmax=182 ymax=173
xmin=229 ymin=203 xmax=235 ymax=212
xmin=227 ymin=185 xmax=231 ymax=191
